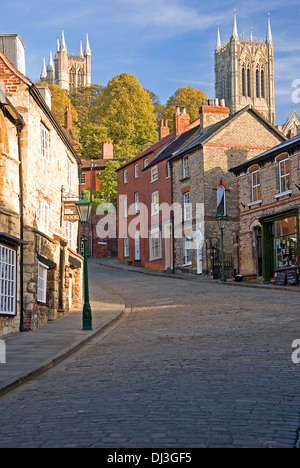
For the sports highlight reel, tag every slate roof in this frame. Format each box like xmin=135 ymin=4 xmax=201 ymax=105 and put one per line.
xmin=145 ymin=125 xmax=200 ymax=170
xmin=171 ymin=105 xmax=285 ymax=161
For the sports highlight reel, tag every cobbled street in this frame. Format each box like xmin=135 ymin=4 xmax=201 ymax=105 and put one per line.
xmin=0 ymin=262 xmax=299 ymax=448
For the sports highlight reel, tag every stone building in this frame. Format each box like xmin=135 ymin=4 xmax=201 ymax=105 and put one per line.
xmin=215 ymin=12 xmax=275 ymax=124
xmin=170 ymin=102 xmax=285 ymax=279
xmin=230 ymin=134 xmax=300 ymax=285
xmin=0 ymin=36 xmax=83 ymax=336
xmin=40 ymin=30 xmax=91 ymax=91
xmin=0 ymin=88 xmax=27 ymax=336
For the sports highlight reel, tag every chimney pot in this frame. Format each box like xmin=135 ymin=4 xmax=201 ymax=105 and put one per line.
xmin=208 ymin=99 xmax=214 ymax=106
xmin=214 ymin=98 xmax=219 ymax=106
xmin=176 ymin=105 xmax=181 ymax=114
xmin=182 ymin=106 xmax=187 ymax=114
xmin=220 ymin=99 xmax=226 ymax=107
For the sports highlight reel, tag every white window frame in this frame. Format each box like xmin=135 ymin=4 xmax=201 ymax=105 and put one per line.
xmin=38 ymin=262 xmax=48 ymax=304
xmin=279 ymin=158 xmax=290 ymax=194
xmin=184 ymin=192 xmax=191 ymax=221
xmin=39 ymin=198 xmax=50 ymax=235
xmin=0 ymin=244 xmax=17 ymax=316
xmin=124 ymin=196 xmax=128 ymax=219
xmin=41 ymin=123 xmax=50 ymax=161
xmin=217 ymin=185 xmax=227 ymax=217
xmin=149 ymin=228 xmax=162 ymax=261
xmin=166 ymin=161 xmax=171 ymax=178
xmin=80 ymin=172 xmax=86 ymax=185
xmin=124 ymin=235 xmax=129 ymax=258
xmin=134 ymin=164 xmax=139 ymax=179
xmin=144 ymin=158 xmax=149 ymax=168
xmin=124 ymin=169 xmax=128 ymax=184
xmin=151 ymin=192 xmax=159 ymax=216
xmin=251 ymin=169 xmax=260 ymax=202
xmin=151 ymin=166 xmax=158 ymax=182
xmin=184 ymin=235 xmax=192 ymax=266
xmin=183 ymin=156 xmax=189 ymax=179
xmin=135 ymin=192 xmax=139 ymax=214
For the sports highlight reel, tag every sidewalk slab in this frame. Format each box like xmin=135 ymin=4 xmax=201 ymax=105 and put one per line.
xmin=0 ymin=305 xmax=124 ymax=397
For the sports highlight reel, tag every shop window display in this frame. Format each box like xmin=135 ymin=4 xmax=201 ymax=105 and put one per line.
xmin=275 ymin=216 xmax=297 ymax=269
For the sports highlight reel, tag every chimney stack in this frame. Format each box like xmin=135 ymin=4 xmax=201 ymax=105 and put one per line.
xmin=65 ymin=103 xmax=72 ymax=130
xmin=102 ymin=141 xmax=114 ymax=160
xmin=173 ymin=106 xmax=190 ymax=136
xmin=199 ymin=99 xmax=230 ymax=131
xmin=159 ymin=119 xmax=170 ymax=139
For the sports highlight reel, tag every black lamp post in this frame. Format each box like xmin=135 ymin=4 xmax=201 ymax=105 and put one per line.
xmin=75 ymin=190 xmax=93 ymax=330
xmin=217 ymin=214 xmax=227 ymax=282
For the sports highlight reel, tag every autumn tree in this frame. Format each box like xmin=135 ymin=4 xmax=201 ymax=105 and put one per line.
xmin=163 ymin=86 xmax=208 ymax=131
xmin=37 ymin=82 xmax=78 ymax=127
xmin=88 ymin=73 xmax=158 ymax=161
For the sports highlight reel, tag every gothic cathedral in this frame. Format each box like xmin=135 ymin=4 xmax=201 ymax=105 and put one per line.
xmin=40 ymin=30 xmax=91 ymax=91
xmin=215 ymin=12 xmax=275 ymax=125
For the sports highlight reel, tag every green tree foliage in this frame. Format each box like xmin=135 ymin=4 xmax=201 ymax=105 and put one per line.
xmin=163 ymin=86 xmax=208 ymax=131
xmin=87 ymin=160 xmax=121 ymax=210
xmin=88 ymin=74 xmax=158 ymax=161
xmin=68 ymin=85 xmax=102 ymax=126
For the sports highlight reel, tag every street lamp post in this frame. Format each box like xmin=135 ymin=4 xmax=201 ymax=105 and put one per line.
xmin=217 ymin=214 xmax=227 ymax=283
xmin=75 ymin=190 xmax=93 ymax=330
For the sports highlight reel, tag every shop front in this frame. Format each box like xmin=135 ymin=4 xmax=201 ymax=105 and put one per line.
xmin=260 ymin=209 xmax=299 ymax=285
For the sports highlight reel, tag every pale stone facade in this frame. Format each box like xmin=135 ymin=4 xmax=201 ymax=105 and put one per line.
xmin=171 ymin=103 xmax=285 ymax=279
xmin=230 ymin=136 xmax=300 ymax=284
xmin=215 ymin=13 xmax=275 ymax=125
xmin=0 ymin=47 xmax=83 ymax=336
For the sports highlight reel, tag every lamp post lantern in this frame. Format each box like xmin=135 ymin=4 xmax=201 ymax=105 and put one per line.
xmin=217 ymin=214 xmax=227 ymax=282
xmin=75 ymin=190 xmax=93 ymax=330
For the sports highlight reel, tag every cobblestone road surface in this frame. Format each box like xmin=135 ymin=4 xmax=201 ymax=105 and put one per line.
xmin=0 ymin=263 xmax=299 ymax=448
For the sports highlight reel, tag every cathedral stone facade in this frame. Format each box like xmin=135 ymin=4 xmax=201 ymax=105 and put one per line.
xmin=40 ymin=30 xmax=91 ymax=91
xmin=215 ymin=12 xmax=275 ymax=125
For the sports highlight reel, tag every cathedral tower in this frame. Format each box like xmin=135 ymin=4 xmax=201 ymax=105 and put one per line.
xmin=215 ymin=12 xmax=275 ymax=124
xmin=40 ymin=30 xmax=91 ymax=91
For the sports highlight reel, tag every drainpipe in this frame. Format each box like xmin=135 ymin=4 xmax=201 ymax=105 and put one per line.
xmin=16 ymin=121 xmax=26 ymax=331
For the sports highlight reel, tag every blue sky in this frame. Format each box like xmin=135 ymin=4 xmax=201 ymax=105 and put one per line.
xmin=2 ymin=0 xmax=300 ymax=125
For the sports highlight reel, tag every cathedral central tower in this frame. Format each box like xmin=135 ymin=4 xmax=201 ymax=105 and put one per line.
xmin=215 ymin=12 xmax=275 ymax=125
xmin=41 ymin=30 xmax=91 ymax=91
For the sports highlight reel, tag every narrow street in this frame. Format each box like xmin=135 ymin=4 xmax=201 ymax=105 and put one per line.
xmin=0 ymin=262 xmax=299 ymax=448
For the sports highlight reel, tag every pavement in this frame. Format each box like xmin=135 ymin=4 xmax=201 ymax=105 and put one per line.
xmin=0 ymin=257 xmax=299 ymax=399
xmin=0 ymin=267 xmax=126 ymax=398
xmin=96 ymin=257 xmax=300 ymax=293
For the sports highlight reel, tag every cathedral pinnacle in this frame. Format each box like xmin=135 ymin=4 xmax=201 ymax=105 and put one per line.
xmin=216 ymin=25 xmax=221 ymax=53
xmin=60 ymin=29 xmax=67 ymax=53
xmin=41 ymin=57 xmax=47 ymax=81
xmin=47 ymin=50 xmax=54 ymax=71
xmin=79 ymin=40 xmax=84 ymax=58
xmin=231 ymin=10 xmax=238 ymax=41
xmin=84 ymin=33 xmax=91 ymax=56
xmin=266 ymin=13 xmax=273 ymax=44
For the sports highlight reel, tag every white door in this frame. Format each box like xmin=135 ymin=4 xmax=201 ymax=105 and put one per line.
xmin=135 ymin=232 xmax=140 ymax=260
xmin=164 ymin=223 xmax=173 ymax=270
xmin=197 ymin=243 xmax=203 ymax=275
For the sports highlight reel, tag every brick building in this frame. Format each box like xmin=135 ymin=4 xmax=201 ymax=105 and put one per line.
xmin=117 ymin=122 xmax=173 ymax=270
xmin=0 ymin=37 xmax=83 ymax=336
xmin=230 ymin=134 xmax=300 ymax=285
xmin=171 ymin=102 xmax=285 ymax=278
